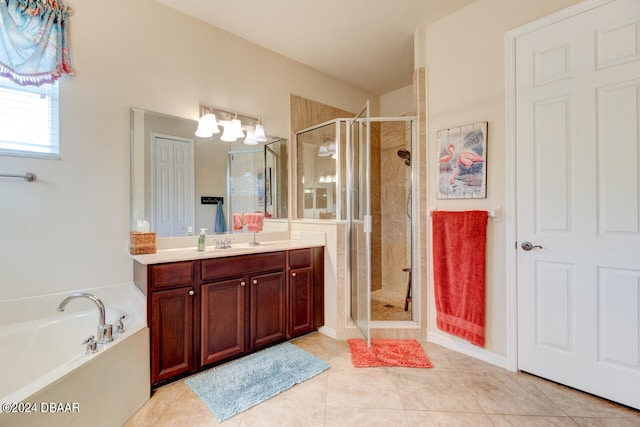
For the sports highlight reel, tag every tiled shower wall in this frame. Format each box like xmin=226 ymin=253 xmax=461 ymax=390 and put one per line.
xmin=379 ymin=121 xmax=412 ymax=296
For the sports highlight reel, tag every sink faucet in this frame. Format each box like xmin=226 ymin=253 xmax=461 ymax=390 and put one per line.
xmin=214 ymin=237 xmax=232 ymax=249
xmin=57 ymin=292 xmax=113 ymax=344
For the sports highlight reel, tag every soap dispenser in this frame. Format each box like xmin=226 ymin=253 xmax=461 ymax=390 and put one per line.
xmin=198 ymin=228 xmax=207 ymax=251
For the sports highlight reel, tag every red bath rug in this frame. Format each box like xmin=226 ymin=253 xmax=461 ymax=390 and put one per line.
xmin=348 ymin=338 xmax=433 ymax=368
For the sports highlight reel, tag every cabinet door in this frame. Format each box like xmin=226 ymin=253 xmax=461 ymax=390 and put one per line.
xmin=250 ymin=271 xmax=286 ymax=349
xmin=151 ymin=286 xmax=195 ymax=385
xmin=288 ymin=267 xmax=314 ymax=338
xmin=201 ymin=278 xmax=247 ymax=366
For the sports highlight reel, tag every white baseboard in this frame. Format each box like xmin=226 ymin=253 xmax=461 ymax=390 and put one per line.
xmin=427 ymin=330 xmax=514 ymax=372
xmin=317 ymin=325 xmax=337 ymax=339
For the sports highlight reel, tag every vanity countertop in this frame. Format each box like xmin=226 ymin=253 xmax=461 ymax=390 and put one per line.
xmin=131 ymin=239 xmax=324 ymax=265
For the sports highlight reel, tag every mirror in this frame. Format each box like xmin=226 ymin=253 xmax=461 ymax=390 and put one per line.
xmin=130 ymin=108 xmax=288 ymax=237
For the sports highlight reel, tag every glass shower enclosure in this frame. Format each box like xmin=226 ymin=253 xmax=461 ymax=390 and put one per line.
xmin=296 ymin=104 xmax=416 ymax=345
xmin=227 ymin=138 xmax=287 ymax=229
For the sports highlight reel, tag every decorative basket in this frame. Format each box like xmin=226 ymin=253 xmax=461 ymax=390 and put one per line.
xmin=129 ymin=231 xmax=156 ymax=255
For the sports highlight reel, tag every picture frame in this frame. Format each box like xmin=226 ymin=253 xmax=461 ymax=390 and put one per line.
xmin=436 ymin=122 xmax=488 ymax=199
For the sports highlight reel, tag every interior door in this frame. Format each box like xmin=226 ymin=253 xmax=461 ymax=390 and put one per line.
xmin=516 ymin=0 xmax=640 ymax=409
xmin=153 ymin=135 xmax=195 ymax=237
xmin=349 ymin=102 xmax=372 ymax=345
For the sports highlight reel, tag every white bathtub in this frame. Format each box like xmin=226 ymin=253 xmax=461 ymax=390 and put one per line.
xmin=0 ymin=283 xmax=149 ymax=427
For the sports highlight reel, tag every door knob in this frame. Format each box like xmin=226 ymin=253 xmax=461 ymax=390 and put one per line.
xmin=292 ymin=272 xmax=297 ymax=277
xmin=521 ymin=241 xmax=543 ymax=251
xmin=188 ymin=289 xmax=195 ymax=296
xmin=252 ymin=279 xmax=258 ymax=285
xmin=240 ymin=281 xmax=246 ymax=287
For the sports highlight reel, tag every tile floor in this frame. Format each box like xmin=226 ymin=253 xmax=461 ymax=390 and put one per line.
xmin=371 ymin=289 xmax=411 ymax=321
xmin=125 ymin=332 xmax=640 ymax=426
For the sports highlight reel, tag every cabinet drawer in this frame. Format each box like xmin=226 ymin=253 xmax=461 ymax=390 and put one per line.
xmin=150 ymin=261 xmax=195 ymax=289
xmin=289 ymin=248 xmax=312 ymax=269
xmin=201 ymin=251 xmax=286 ymax=282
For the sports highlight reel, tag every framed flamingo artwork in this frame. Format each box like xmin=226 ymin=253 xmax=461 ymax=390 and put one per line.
xmin=436 ymin=121 xmax=488 ymax=199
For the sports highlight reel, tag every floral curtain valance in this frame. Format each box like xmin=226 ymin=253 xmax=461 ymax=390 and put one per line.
xmin=0 ymin=0 xmax=74 ymax=86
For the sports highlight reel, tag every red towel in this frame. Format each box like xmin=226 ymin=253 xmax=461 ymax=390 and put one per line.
xmin=432 ymin=210 xmax=487 ymax=347
xmin=232 ymin=214 xmax=243 ymax=231
xmin=244 ymin=212 xmax=264 ymax=232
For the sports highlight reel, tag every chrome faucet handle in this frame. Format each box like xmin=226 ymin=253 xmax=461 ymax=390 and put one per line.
xmin=82 ymin=335 xmax=98 ymax=354
xmin=115 ymin=314 xmax=127 ymax=335
xmin=98 ymin=324 xmax=114 ymax=344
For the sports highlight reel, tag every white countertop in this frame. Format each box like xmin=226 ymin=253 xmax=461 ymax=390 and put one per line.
xmin=131 ymin=239 xmax=324 ymax=265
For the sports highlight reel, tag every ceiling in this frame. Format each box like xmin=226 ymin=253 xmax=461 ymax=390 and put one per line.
xmin=153 ymin=0 xmax=477 ymax=95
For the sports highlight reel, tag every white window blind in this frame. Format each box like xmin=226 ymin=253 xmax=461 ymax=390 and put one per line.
xmin=0 ymin=78 xmax=59 ymax=158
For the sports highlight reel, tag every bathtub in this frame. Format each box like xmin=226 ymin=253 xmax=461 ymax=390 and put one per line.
xmin=0 ymin=283 xmax=149 ymax=427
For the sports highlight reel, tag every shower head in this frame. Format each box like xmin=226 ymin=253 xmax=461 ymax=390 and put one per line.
xmin=397 ymin=149 xmax=411 ymax=166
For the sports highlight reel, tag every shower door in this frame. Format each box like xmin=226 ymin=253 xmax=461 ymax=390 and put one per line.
xmin=227 ymin=149 xmax=263 ymax=229
xmin=349 ymin=102 xmax=372 ymax=345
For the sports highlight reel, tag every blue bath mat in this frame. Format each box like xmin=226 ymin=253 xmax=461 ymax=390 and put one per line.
xmin=185 ymin=341 xmax=330 ymax=421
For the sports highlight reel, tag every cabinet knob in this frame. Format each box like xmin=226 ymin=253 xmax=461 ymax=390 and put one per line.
xmin=291 ymin=272 xmax=297 ymax=277
xmin=240 ymin=281 xmax=246 ymax=287
xmin=188 ymin=289 xmax=195 ymax=296
xmin=252 ymin=279 xmax=258 ymax=285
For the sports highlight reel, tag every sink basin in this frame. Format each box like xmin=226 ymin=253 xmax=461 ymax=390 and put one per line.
xmin=206 ymin=240 xmax=287 ymax=255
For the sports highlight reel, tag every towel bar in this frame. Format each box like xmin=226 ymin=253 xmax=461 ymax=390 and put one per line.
xmin=429 ymin=206 xmax=501 ymax=222
xmin=0 ymin=172 xmax=36 ymax=182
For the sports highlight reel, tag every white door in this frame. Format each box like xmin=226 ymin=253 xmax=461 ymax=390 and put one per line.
xmin=516 ymin=0 xmax=640 ymax=409
xmin=153 ymin=135 xmax=195 ymax=237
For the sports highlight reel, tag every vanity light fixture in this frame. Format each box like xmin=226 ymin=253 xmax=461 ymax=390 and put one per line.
xmin=220 ymin=122 xmax=238 ymax=142
xmin=253 ymin=118 xmax=267 ymax=142
xmin=318 ymin=145 xmax=330 ymax=156
xmin=243 ymin=131 xmax=259 ymax=145
xmin=195 ymin=113 xmax=220 ymax=138
xmin=196 ymin=105 xmax=267 ymax=143
xmin=317 ymin=141 xmax=336 ymax=157
xmin=231 ymin=114 xmax=244 ymax=139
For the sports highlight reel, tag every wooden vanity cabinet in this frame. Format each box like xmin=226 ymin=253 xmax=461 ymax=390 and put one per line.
xmin=200 ymin=251 xmax=287 ymax=365
xmin=287 ymin=246 xmax=324 ymax=338
xmin=142 ymin=261 xmax=198 ymax=386
xmin=135 ymin=246 xmax=324 ymax=388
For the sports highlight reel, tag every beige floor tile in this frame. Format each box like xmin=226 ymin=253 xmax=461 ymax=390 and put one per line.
xmin=125 ymin=336 xmax=640 ymax=427
xmin=526 ymin=374 xmax=640 ymax=419
xmin=235 ymin=403 xmax=325 ymax=427
xmin=488 ymin=415 xmax=579 ymax=426
xmin=266 ymin=371 xmax=329 ymax=408
xmin=326 ymin=366 xmax=403 ymax=409
xmin=327 ymin=342 xmax=355 ymax=370
xmin=291 ymin=332 xmax=334 ymax=360
xmin=390 ymin=368 xmax=483 ymax=412
xmin=460 ymin=370 xmax=566 ymax=416
xmin=444 ymin=350 xmax=505 ymax=372
xmin=572 ymin=418 xmax=640 ymax=427
xmin=418 ymin=342 xmax=458 ymax=370
xmin=405 ymin=410 xmax=494 ymax=427
xmin=325 ymin=406 xmax=409 ymax=427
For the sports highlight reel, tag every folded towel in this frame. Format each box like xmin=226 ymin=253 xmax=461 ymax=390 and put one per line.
xmin=232 ymin=213 xmax=243 ymax=231
xmin=432 ymin=210 xmax=487 ymax=347
xmin=244 ymin=212 xmax=264 ymax=232
xmin=214 ymin=202 xmax=227 ymax=233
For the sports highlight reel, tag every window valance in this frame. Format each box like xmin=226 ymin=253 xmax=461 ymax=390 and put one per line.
xmin=0 ymin=0 xmax=74 ymax=86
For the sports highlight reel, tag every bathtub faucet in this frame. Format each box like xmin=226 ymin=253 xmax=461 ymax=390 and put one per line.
xmin=57 ymin=292 xmax=114 ymax=344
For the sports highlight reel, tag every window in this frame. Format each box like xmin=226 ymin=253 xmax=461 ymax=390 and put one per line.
xmin=0 ymin=78 xmax=59 ymax=158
